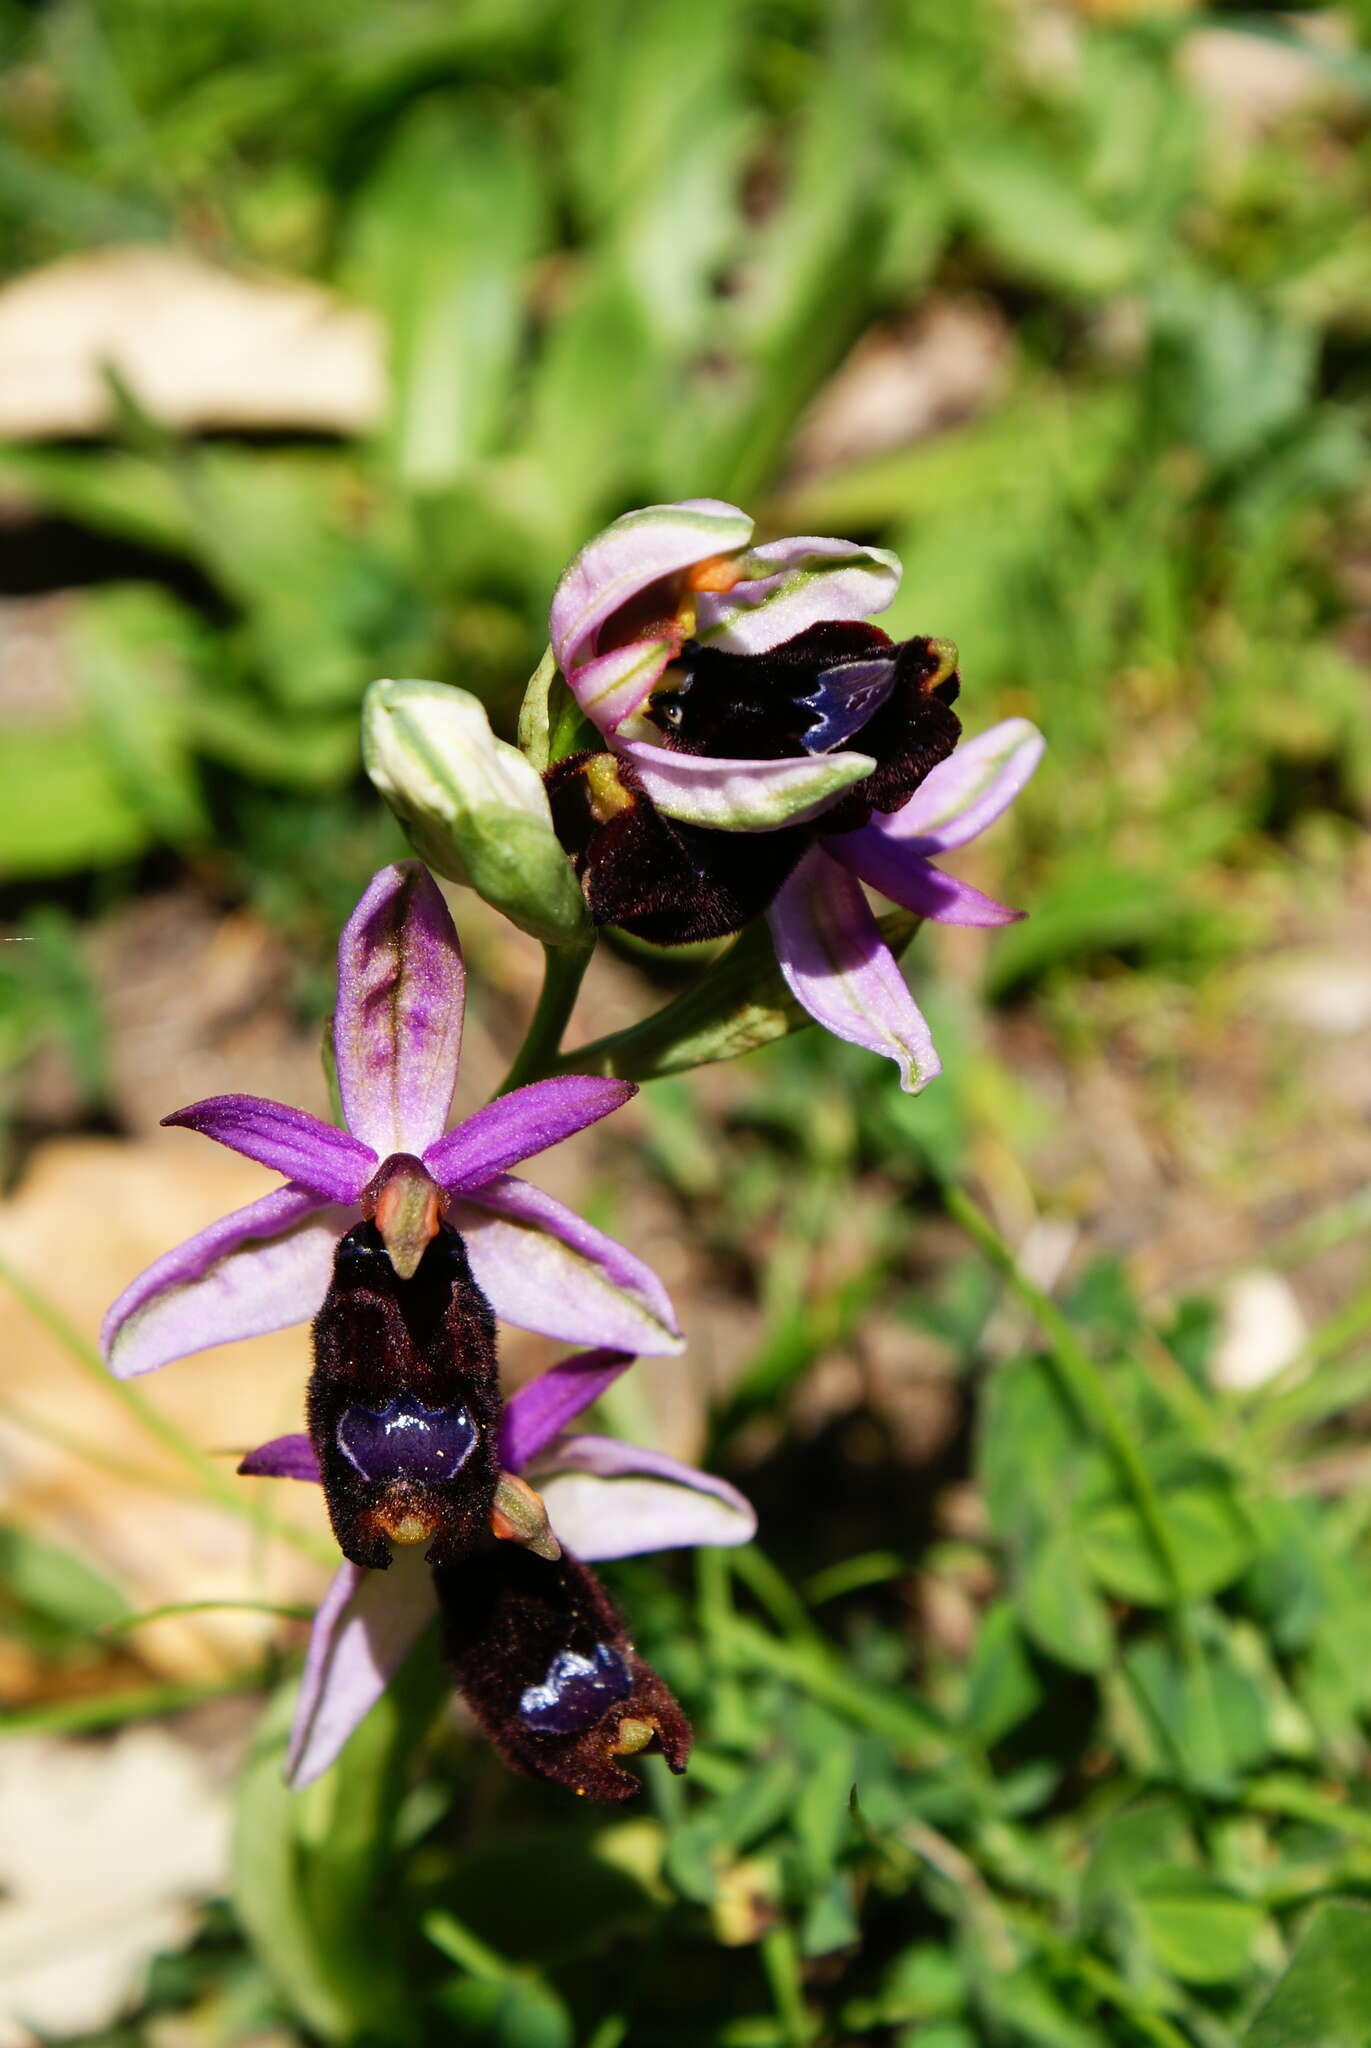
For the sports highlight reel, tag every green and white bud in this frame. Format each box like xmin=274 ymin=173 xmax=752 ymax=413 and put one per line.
xmin=363 ymin=678 xmax=588 ymax=944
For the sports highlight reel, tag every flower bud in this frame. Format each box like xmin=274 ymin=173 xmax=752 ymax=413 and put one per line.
xmin=363 ymin=679 xmax=589 ymax=945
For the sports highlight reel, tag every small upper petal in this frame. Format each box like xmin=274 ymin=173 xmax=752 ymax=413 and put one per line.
xmin=565 ymin=637 xmax=677 ymax=737
xmin=333 ymin=863 xmax=466 ymax=1159
xmin=423 ymin=1076 xmax=636 ymax=1193
xmin=451 ymin=1174 xmax=682 ymax=1357
xmin=102 ymin=1185 xmax=345 ymax=1379
xmin=877 ymin=717 xmax=1044 ymax=853
xmin=534 ymin=1433 xmax=756 ymax=1558
xmin=550 ymin=498 xmax=753 ymax=674
xmin=500 ymin=1350 xmax=635 ymax=1473
xmin=616 ymin=735 xmax=875 ymax=831
xmin=766 ymin=845 xmax=941 ymax=1094
xmin=288 ymin=1551 xmax=438 ymax=1787
xmin=163 ymin=1096 xmax=376 ymax=1204
xmin=696 ymin=534 xmax=901 ymax=653
xmin=827 ymin=829 xmax=1023 ymax=926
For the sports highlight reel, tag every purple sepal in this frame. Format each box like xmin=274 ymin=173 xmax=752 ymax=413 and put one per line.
xmin=876 ymin=717 xmax=1044 ymax=853
xmin=452 ymin=1174 xmax=683 ymax=1356
xmin=500 ymin=1350 xmax=635 ymax=1472
xmin=827 ymin=828 xmax=1022 ymax=926
xmin=766 ymin=846 xmax=940 ymax=1094
xmin=239 ymin=1433 xmax=321 ymax=1482
xmin=534 ymin=1433 xmax=757 ymax=1559
xmin=422 ymin=1076 xmax=636 ymax=1193
xmin=102 ymin=1185 xmax=343 ymax=1379
xmin=333 ymin=863 xmax=466 ymax=1160
xmin=162 ymin=1095 xmax=376 ymax=1203
xmin=288 ymin=1550 xmax=438 ymax=1787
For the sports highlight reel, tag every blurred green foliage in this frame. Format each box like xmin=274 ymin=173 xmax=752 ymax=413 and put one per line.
xmin=4 ymin=0 xmax=1371 ymax=2042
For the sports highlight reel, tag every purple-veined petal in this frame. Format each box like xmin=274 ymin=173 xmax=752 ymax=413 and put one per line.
xmin=696 ymin=534 xmax=901 ymax=653
xmin=102 ymin=1186 xmax=348 ymax=1380
xmin=500 ymin=1350 xmax=635 ymax=1473
xmin=423 ymin=1076 xmax=636 ymax=1193
xmin=450 ymin=1175 xmax=682 ymax=1357
xmin=567 ymin=637 xmax=676 ymax=737
xmin=288 ymin=1551 xmax=438 ymax=1787
xmin=766 ymin=846 xmax=941 ymax=1094
xmin=162 ymin=1096 xmax=375 ymax=1204
xmin=550 ymin=498 xmax=753 ymax=674
xmin=616 ymin=734 xmax=874 ymax=831
xmin=827 ymin=830 xmax=1022 ymax=926
xmin=877 ymin=717 xmax=1044 ymax=853
xmin=333 ymin=862 xmax=465 ymax=1159
xmin=533 ymin=1433 xmax=756 ymax=1558
xmin=239 ymin=1434 xmax=321 ymax=1482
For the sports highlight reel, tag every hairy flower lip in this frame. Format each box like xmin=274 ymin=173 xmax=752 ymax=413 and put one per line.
xmin=241 ymin=1347 xmax=756 ymax=1789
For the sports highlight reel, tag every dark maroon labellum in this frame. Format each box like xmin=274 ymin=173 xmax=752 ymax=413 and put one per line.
xmin=435 ymin=1542 xmax=692 ymax=1802
xmin=307 ymin=1220 xmax=501 ymax=1571
xmin=546 ymin=622 xmax=961 ymax=947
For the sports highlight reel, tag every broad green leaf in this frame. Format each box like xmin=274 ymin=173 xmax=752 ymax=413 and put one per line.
xmin=964 ymin=1602 xmax=1045 ymax=1745
xmin=1134 ymin=1866 xmax=1263 ymax=1986
xmin=1080 ymin=1467 xmax=1257 ymax=1605
xmin=1246 ymin=1900 xmax=1371 ymax=2048
xmin=1018 ymin=1529 xmax=1113 ymax=1674
xmin=1117 ymin=1628 xmax=1271 ymax=1798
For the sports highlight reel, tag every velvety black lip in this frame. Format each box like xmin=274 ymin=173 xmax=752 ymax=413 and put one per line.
xmin=307 ymin=1220 xmax=502 ymax=1571
xmin=545 ymin=627 xmax=962 ymax=948
xmin=434 ymin=1540 xmax=691 ymax=1801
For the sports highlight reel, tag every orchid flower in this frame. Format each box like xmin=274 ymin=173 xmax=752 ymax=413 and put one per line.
xmin=241 ymin=1347 xmax=755 ymax=1798
xmin=102 ymin=862 xmax=681 ymax=1383
xmin=543 ymin=499 xmax=1044 ymax=1093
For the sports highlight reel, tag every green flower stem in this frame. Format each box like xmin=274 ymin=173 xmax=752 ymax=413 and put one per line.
xmin=944 ymin=1185 xmax=1189 ymax=1610
xmin=494 ymin=935 xmax=595 ymax=1094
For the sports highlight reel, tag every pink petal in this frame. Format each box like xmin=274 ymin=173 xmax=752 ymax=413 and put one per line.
xmin=239 ymin=1434 xmax=321 ymax=1482
xmin=877 ymin=717 xmax=1044 ymax=853
xmin=827 ymin=831 xmax=1022 ymax=926
xmin=567 ymin=637 xmax=676 ymax=737
xmin=102 ymin=1186 xmax=347 ymax=1379
xmin=534 ymin=1434 xmax=756 ymax=1558
xmin=163 ymin=1095 xmax=375 ymax=1204
xmin=696 ymin=534 xmax=901 ymax=653
xmin=615 ymin=734 xmax=875 ymax=830
xmin=288 ymin=1551 xmax=438 ymax=1787
xmin=500 ymin=1351 xmax=635 ymax=1473
xmin=450 ymin=1174 xmax=682 ymax=1356
xmin=550 ymin=498 xmax=753 ymax=674
xmin=333 ymin=863 xmax=465 ymax=1159
xmin=422 ymin=1076 xmax=635 ymax=1193
xmin=766 ymin=846 xmax=941 ymax=1094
